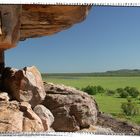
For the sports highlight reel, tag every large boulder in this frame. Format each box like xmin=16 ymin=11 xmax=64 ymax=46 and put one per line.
xmin=43 ymin=82 xmax=98 ymax=132
xmin=34 ymin=104 xmax=54 ymax=131
xmin=0 ymin=100 xmax=44 ymax=132
xmin=19 ymin=102 xmax=44 ymax=132
xmin=2 ymin=66 xmax=46 ymax=107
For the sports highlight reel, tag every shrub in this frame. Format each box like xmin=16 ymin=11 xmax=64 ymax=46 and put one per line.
xmin=82 ymin=85 xmax=97 ymax=95
xmin=127 ymin=87 xmax=140 ymax=98
xmin=96 ymin=85 xmax=105 ymax=93
xmin=116 ymin=88 xmax=128 ymax=98
xmin=124 ymin=86 xmax=130 ymax=92
xmin=106 ymin=89 xmax=116 ymax=96
xmin=119 ymin=90 xmax=129 ymax=98
xmin=117 ymin=87 xmax=140 ymax=98
xmin=81 ymin=85 xmax=105 ymax=95
xmin=121 ymin=98 xmax=139 ymax=116
xmin=116 ymin=88 xmax=124 ymax=93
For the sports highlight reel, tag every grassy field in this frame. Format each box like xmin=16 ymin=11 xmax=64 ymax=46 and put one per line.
xmin=95 ymin=94 xmax=140 ymax=124
xmin=42 ymin=75 xmax=140 ymax=125
xmin=43 ymin=76 xmax=140 ymax=90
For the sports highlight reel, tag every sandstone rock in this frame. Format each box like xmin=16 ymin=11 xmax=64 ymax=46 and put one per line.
xmin=34 ymin=104 xmax=54 ymax=131
xmin=0 ymin=5 xmax=22 ymax=49
xmin=97 ymin=113 xmax=140 ymax=135
xmin=19 ymin=102 xmax=44 ymax=132
xmin=0 ymin=5 xmax=91 ymax=49
xmin=2 ymin=66 xmax=46 ymax=107
xmin=51 ymin=106 xmax=80 ymax=132
xmin=43 ymin=82 xmax=98 ymax=132
xmin=0 ymin=100 xmax=44 ymax=132
xmin=0 ymin=92 xmax=10 ymax=101
xmin=0 ymin=101 xmax=23 ymax=132
xmin=22 ymin=117 xmax=43 ymax=132
xmin=79 ymin=125 xmax=114 ymax=134
xmin=20 ymin=5 xmax=91 ymax=40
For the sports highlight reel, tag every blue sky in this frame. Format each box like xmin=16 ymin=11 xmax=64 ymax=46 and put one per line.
xmin=5 ymin=6 xmax=140 ymax=73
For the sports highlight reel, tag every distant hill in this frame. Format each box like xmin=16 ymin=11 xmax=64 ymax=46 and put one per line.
xmin=105 ymin=69 xmax=140 ymax=76
xmin=42 ymin=69 xmax=140 ymax=77
xmin=106 ymin=69 xmax=140 ymax=73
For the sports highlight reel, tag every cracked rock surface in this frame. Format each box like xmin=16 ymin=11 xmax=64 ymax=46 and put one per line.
xmin=2 ymin=66 xmax=46 ymax=107
xmin=43 ymin=82 xmax=98 ymax=132
xmin=0 ymin=100 xmax=44 ymax=132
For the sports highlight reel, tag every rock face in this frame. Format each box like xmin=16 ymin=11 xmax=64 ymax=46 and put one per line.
xmin=0 ymin=5 xmax=22 ymax=49
xmin=79 ymin=125 xmax=114 ymax=134
xmin=0 ymin=100 xmax=44 ymax=132
xmin=19 ymin=102 xmax=44 ymax=132
xmin=0 ymin=92 xmax=10 ymax=101
xmin=20 ymin=5 xmax=91 ymax=40
xmin=2 ymin=66 xmax=46 ymax=107
xmin=43 ymin=82 xmax=98 ymax=132
xmin=0 ymin=5 xmax=91 ymax=49
xmin=97 ymin=113 xmax=140 ymax=135
xmin=34 ymin=104 xmax=54 ymax=131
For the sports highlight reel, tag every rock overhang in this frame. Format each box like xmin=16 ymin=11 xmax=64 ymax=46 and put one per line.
xmin=0 ymin=5 xmax=92 ymax=49
xmin=0 ymin=4 xmax=92 ymax=74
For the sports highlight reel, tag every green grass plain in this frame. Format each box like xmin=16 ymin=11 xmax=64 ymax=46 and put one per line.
xmin=42 ymin=75 xmax=140 ymax=125
xmin=95 ymin=94 xmax=140 ymax=124
xmin=43 ymin=76 xmax=140 ymax=90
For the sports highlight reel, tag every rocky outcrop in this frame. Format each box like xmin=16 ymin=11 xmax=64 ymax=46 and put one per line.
xmin=34 ymin=104 xmax=54 ymax=131
xmin=0 ymin=5 xmax=22 ymax=49
xmin=79 ymin=125 xmax=114 ymax=134
xmin=97 ymin=113 xmax=140 ymax=135
xmin=2 ymin=66 xmax=46 ymax=107
xmin=0 ymin=66 xmax=140 ymax=134
xmin=19 ymin=101 xmax=44 ymax=132
xmin=0 ymin=5 xmax=91 ymax=49
xmin=0 ymin=92 xmax=10 ymax=101
xmin=20 ymin=5 xmax=91 ymax=40
xmin=42 ymin=82 xmax=98 ymax=132
xmin=0 ymin=100 xmax=44 ymax=132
